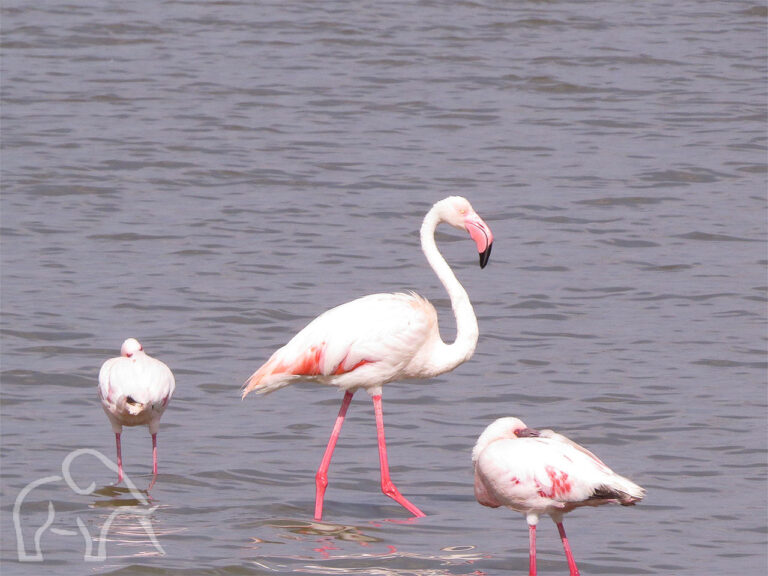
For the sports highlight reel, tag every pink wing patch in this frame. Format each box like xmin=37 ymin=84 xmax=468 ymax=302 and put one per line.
xmin=272 ymin=343 xmax=372 ymax=377
xmin=537 ymin=465 xmax=573 ymax=499
xmin=286 ymin=344 xmax=326 ymax=376
xmin=332 ymin=350 xmax=373 ymax=375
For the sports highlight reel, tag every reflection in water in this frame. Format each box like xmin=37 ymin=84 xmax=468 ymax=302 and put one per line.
xmin=91 ymin=484 xmax=150 ymax=508
xmin=12 ymin=448 xmax=173 ymax=562
xmin=85 ymin=484 xmax=179 ymax=561
xmin=247 ymin=519 xmax=487 ymax=575
xmin=294 ymin=568 xmax=485 ymax=576
xmin=249 ymin=518 xmax=380 ymax=547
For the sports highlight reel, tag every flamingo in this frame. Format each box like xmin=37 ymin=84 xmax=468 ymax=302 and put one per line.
xmin=242 ymin=196 xmax=493 ymax=520
xmin=472 ymin=417 xmax=645 ymax=576
xmin=98 ymin=338 xmax=175 ymax=485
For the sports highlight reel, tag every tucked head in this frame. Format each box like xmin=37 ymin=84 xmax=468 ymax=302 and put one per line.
xmin=120 ymin=338 xmax=143 ymax=358
xmin=433 ymin=196 xmax=494 ymax=268
xmin=472 ymin=417 xmax=539 ymax=463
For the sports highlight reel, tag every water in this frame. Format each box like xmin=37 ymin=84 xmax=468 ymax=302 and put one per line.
xmin=1 ymin=1 xmax=766 ymax=574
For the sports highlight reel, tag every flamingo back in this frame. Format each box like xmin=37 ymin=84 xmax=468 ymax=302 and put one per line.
xmin=475 ymin=435 xmax=644 ymax=516
xmin=98 ymin=352 xmax=175 ymax=431
xmin=242 ymin=292 xmax=439 ymax=397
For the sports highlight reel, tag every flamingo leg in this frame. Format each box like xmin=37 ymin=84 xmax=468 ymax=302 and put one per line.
xmin=371 ymin=394 xmax=426 ymax=518
xmin=152 ymin=433 xmax=158 ymax=476
xmin=528 ymin=523 xmax=537 ymax=576
xmin=557 ymin=521 xmax=580 ymax=576
xmin=147 ymin=433 xmax=159 ymax=493
xmin=314 ymin=390 xmax=354 ymax=520
xmin=115 ymin=432 xmax=123 ymax=484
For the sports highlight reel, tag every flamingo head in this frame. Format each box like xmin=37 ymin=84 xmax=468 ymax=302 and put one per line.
xmin=439 ymin=196 xmax=494 ymax=268
xmin=472 ymin=417 xmax=536 ymax=463
xmin=120 ymin=338 xmax=143 ymax=358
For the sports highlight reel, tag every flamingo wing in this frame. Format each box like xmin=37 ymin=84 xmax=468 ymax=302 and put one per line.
xmin=475 ymin=438 xmax=604 ymax=512
xmin=242 ymin=292 xmax=437 ymax=397
xmin=99 ymin=355 xmax=175 ymax=409
xmin=539 ymin=429 xmax=612 ymax=471
xmin=537 ymin=431 xmax=645 ymax=504
xmin=98 ymin=357 xmax=121 ymax=407
xmin=477 ymin=433 xmax=645 ymax=514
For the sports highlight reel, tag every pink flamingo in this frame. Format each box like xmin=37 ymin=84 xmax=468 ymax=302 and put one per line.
xmin=242 ymin=196 xmax=493 ymax=520
xmin=473 ymin=417 xmax=645 ymax=576
xmin=98 ymin=338 xmax=175 ymax=484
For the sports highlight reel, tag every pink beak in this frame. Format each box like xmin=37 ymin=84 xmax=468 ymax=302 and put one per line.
xmin=465 ymin=213 xmax=494 ymax=268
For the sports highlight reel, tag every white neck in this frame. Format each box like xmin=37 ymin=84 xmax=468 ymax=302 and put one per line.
xmin=420 ymin=207 xmax=479 ymax=375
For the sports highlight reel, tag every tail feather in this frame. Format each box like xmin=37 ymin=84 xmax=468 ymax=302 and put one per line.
xmin=593 ymin=474 xmax=645 ymax=505
xmin=124 ymin=395 xmax=147 ymax=416
xmin=241 ymin=357 xmax=296 ymax=398
xmin=241 ymin=342 xmax=335 ymax=399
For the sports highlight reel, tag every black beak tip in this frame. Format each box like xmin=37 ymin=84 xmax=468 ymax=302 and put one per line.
xmin=479 ymin=243 xmax=492 ymax=269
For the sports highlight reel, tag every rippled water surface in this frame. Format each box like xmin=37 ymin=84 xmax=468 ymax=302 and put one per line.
xmin=2 ymin=1 xmax=766 ymax=575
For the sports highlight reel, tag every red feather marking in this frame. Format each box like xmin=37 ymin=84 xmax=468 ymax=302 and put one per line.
xmin=296 ymin=345 xmax=325 ymax=375
xmin=333 ymin=358 xmax=372 ymax=375
xmin=330 ymin=347 xmax=374 ymax=375
xmin=281 ymin=344 xmax=326 ymax=376
xmin=246 ymin=344 xmax=372 ymax=396
xmin=270 ymin=343 xmax=374 ymax=377
xmin=537 ymin=466 xmax=572 ymax=499
xmin=544 ymin=465 xmax=572 ymax=498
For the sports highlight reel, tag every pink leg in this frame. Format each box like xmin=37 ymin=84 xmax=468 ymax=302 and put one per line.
xmin=528 ymin=523 xmax=537 ymax=576
xmin=314 ymin=390 xmax=354 ymax=521
xmin=152 ymin=433 xmax=158 ymax=476
xmin=115 ymin=432 xmax=123 ymax=484
xmin=372 ymin=394 xmax=425 ymax=518
xmin=557 ymin=521 xmax=580 ymax=576
xmin=147 ymin=433 xmax=159 ymax=493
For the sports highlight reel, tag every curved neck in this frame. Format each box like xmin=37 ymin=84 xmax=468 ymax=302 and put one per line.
xmin=420 ymin=208 xmax=479 ymax=374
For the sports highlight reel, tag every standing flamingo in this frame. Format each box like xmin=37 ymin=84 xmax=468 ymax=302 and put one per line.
xmin=98 ymin=338 xmax=175 ymax=485
xmin=472 ymin=417 xmax=645 ymax=576
xmin=242 ymin=196 xmax=493 ymax=520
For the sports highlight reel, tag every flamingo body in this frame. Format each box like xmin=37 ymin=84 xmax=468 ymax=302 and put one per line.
xmin=473 ymin=417 xmax=644 ymax=575
xmin=243 ymin=292 xmax=443 ymax=396
xmin=98 ymin=338 xmax=175 ymax=484
xmin=243 ymin=196 xmax=493 ymax=520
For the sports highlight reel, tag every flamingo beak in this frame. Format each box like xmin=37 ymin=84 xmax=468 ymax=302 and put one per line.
xmin=479 ymin=243 xmax=492 ymax=269
xmin=465 ymin=214 xmax=494 ymax=269
xmin=514 ymin=427 xmax=541 ymax=438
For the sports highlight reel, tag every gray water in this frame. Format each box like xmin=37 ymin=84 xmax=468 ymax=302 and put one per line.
xmin=1 ymin=1 xmax=766 ymax=574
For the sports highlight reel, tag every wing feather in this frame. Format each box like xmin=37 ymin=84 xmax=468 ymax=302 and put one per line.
xmin=475 ymin=434 xmax=644 ymax=514
xmin=242 ymin=292 xmax=436 ymax=397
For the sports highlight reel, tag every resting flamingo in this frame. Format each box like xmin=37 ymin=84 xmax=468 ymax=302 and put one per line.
xmin=242 ymin=196 xmax=493 ymax=520
xmin=98 ymin=338 xmax=175 ymax=485
xmin=473 ymin=417 xmax=645 ymax=576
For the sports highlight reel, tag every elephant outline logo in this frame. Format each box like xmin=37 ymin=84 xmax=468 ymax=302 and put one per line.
xmin=13 ymin=448 xmax=165 ymax=562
